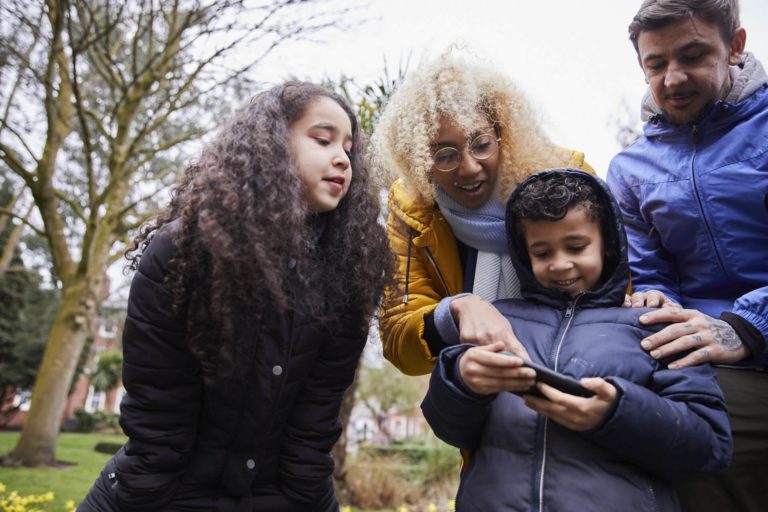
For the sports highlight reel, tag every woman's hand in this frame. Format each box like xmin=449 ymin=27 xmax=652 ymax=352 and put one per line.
xmin=522 ymin=377 xmax=617 ymax=431
xmin=458 ymin=342 xmax=536 ymax=395
xmin=450 ymin=294 xmax=530 ymax=359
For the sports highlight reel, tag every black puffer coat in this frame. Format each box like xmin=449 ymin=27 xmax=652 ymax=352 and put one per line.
xmin=79 ymin=225 xmax=367 ymax=512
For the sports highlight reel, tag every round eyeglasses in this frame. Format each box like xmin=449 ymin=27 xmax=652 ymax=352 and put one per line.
xmin=432 ymin=133 xmax=501 ymax=172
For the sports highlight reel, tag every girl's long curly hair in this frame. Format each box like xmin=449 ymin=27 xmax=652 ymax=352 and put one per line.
xmin=126 ymin=81 xmax=392 ymax=378
xmin=370 ymin=49 xmax=574 ymax=204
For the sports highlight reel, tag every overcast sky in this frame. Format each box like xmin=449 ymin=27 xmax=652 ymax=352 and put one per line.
xmin=256 ymin=0 xmax=768 ymax=176
xmin=108 ymin=1 xmax=768 ymax=299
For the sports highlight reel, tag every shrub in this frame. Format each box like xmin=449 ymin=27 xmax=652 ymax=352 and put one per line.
xmin=345 ymin=433 xmax=460 ymax=510
xmin=93 ymin=442 xmax=123 ymax=455
xmin=73 ymin=408 xmax=121 ymax=434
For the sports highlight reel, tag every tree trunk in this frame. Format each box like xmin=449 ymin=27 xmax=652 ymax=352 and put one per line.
xmin=10 ymin=278 xmax=95 ymax=466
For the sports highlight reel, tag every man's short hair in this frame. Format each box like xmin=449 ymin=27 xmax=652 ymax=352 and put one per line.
xmin=629 ymin=0 xmax=740 ymax=51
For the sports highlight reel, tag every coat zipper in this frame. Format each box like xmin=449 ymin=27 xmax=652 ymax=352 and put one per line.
xmin=424 ymin=246 xmax=451 ymax=297
xmin=403 ymin=230 xmax=413 ymax=304
xmin=689 ymin=124 xmax=728 ymax=277
xmin=402 ymin=229 xmax=451 ymax=304
xmin=536 ymin=293 xmax=583 ymax=511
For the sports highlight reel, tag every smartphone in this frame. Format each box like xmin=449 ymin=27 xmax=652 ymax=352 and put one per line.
xmin=502 ymin=352 xmax=596 ymax=398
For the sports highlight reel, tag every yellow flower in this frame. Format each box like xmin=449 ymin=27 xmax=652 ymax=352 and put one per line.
xmin=427 ymin=504 xmax=437 ymax=512
xmin=0 ymin=482 xmax=6 ymax=493
xmin=398 ymin=506 xmax=409 ymax=512
xmin=449 ymin=498 xmax=456 ymax=511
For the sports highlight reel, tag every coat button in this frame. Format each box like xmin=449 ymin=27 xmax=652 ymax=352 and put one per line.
xmin=272 ymin=365 xmax=283 ymax=376
xmin=287 ymin=258 xmax=297 ymax=270
xmin=246 ymin=459 xmax=256 ymax=470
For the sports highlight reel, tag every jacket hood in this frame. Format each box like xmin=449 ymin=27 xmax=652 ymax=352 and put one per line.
xmin=640 ymin=52 xmax=768 ymax=122
xmin=388 ymin=178 xmax=436 ymax=234
xmin=504 ymin=168 xmax=630 ymax=308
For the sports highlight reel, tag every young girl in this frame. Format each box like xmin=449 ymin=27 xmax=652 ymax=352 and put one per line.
xmin=79 ymin=82 xmax=391 ymax=512
xmin=370 ymin=50 xmax=594 ymax=377
xmin=422 ymin=169 xmax=731 ymax=511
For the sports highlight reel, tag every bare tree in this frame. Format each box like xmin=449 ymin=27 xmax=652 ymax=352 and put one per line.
xmin=610 ymin=97 xmax=643 ymax=149
xmin=0 ymin=0 xmax=354 ymax=466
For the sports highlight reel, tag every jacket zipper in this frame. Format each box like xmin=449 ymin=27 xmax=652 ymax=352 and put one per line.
xmin=402 ymin=230 xmax=451 ymax=304
xmin=424 ymin=246 xmax=451 ymax=297
xmin=689 ymin=124 xmax=728 ymax=277
xmin=403 ymin=230 xmax=413 ymax=304
xmin=536 ymin=293 xmax=583 ymax=511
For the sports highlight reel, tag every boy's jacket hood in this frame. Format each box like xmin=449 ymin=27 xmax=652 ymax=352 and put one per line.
xmin=504 ymin=168 xmax=629 ymax=309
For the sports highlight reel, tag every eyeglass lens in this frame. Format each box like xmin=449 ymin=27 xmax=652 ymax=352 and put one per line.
xmin=433 ymin=134 xmax=498 ymax=172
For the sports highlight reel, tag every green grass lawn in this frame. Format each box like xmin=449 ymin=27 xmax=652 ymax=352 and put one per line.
xmin=0 ymin=432 xmax=432 ymax=512
xmin=0 ymin=431 xmax=126 ymax=510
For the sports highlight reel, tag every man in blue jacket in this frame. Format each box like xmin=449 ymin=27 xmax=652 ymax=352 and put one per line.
xmin=607 ymin=1 xmax=768 ymax=511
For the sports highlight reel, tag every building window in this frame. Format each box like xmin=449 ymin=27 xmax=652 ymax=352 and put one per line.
xmin=85 ymin=386 xmax=106 ymax=413
xmin=12 ymin=389 xmax=32 ymax=412
xmin=98 ymin=322 xmax=118 ymax=339
xmin=113 ymin=387 xmax=126 ymax=414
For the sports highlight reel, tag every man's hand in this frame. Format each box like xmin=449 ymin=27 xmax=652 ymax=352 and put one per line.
xmin=523 ymin=378 xmax=617 ymax=431
xmin=639 ymin=308 xmax=749 ymax=368
xmin=623 ymin=290 xmax=679 ymax=309
xmin=458 ymin=342 xmax=536 ymax=395
xmin=451 ymin=294 xmax=530 ymax=360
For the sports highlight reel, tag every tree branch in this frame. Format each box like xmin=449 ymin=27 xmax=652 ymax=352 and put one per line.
xmin=0 ymin=202 xmax=35 ymax=275
xmin=0 ymin=142 xmax=36 ymax=186
xmin=0 ymin=184 xmax=27 ymax=234
xmin=0 ymin=206 xmax=45 ymax=237
xmin=0 ymin=121 xmax=39 ymax=165
xmin=66 ymin=6 xmax=97 ymax=208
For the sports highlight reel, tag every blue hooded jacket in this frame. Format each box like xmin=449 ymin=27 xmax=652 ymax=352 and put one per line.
xmin=421 ymin=169 xmax=732 ymax=512
xmin=607 ymin=53 xmax=768 ymax=366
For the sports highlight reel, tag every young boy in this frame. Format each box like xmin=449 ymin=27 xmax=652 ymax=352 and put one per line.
xmin=421 ymin=169 xmax=732 ymax=512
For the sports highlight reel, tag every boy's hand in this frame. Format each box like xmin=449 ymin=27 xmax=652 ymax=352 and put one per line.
xmin=623 ymin=290 xmax=678 ymax=309
xmin=451 ymin=294 xmax=531 ymax=360
xmin=459 ymin=342 xmax=536 ymax=395
xmin=523 ymin=377 xmax=617 ymax=431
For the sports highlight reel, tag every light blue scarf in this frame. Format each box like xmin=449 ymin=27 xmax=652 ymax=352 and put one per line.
xmin=434 ymin=185 xmax=508 ymax=252
xmin=435 ymin=184 xmax=521 ymax=301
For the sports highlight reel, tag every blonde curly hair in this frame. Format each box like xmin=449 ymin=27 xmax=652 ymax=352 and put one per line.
xmin=370 ymin=50 xmax=572 ymax=204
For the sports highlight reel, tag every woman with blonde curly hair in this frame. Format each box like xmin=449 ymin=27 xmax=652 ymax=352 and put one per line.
xmin=372 ymin=51 xmax=593 ymax=377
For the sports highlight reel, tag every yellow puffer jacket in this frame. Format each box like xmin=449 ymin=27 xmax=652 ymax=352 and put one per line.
xmin=379 ymin=151 xmax=594 ymax=376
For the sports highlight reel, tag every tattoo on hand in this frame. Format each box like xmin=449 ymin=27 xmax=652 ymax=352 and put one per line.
xmin=707 ymin=316 xmax=743 ymax=352
xmin=692 ymin=335 xmax=702 ymax=342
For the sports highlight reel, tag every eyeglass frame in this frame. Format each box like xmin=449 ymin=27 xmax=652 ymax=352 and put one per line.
xmin=430 ymin=129 xmax=502 ymax=172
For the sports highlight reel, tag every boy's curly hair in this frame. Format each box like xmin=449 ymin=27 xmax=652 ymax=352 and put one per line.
xmin=508 ymin=172 xmax=607 ymax=226
xmin=506 ymin=170 xmax=618 ymax=284
xmin=125 ymin=81 xmax=392 ymax=378
xmin=369 ymin=48 xmax=574 ymax=204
